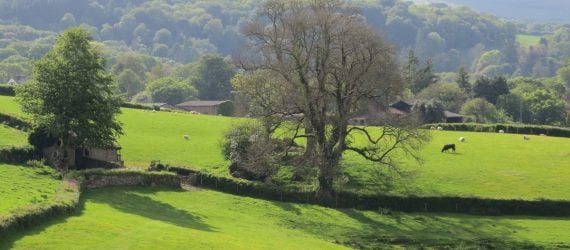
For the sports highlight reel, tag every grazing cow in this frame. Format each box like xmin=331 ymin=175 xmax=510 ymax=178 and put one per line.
xmin=523 ymin=135 xmax=530 ymax=140
xmin=441 ymin=144 xmax=456 ymax=152
xmin=459 ymin=137 xmax=465 ymax=142
xmin=183 ymin=135 xmax=189 ymax=140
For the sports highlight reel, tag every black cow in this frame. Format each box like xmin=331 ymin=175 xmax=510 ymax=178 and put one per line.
xmin=441 ymin=143 xmax=456 ymax=152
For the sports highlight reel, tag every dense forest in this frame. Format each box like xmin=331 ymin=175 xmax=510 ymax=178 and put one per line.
xmin=0 ymin=0 xmax=569 ymax=125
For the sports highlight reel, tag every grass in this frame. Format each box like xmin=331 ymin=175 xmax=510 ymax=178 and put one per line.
xmin=0 ymin=125 xmax=28 ymax=148
xmin=516 ymin=34 xmax=542 ymax=48
xmin=342 ymin=130 xmax=570 ymax=200
xmin=117 ymin=109 xmax=238 ymax=173
xmin=3 ymin=186 xmax=570 ymax=249
xmin=0 ymin=164 xmax=61 ymax=215
xmin=0 ymin=96 xmax=24 ymax=118
xmin=2 ymin=95 xmax=570 ymax=200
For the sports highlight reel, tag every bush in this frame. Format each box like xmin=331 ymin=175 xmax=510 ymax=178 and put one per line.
xmin=0 ymin=85 xmax=15 ymax=96
xmin=28 ymin=126 xmax=58 ymax=150
xmin=0 ymin=146 xmax=39 ymax=163
xmin=422 ymin=123 xmax=570 ymax=137
xmin=0 ymin=113 xmax=29 ymax=131
xmin=222 ymin=123 xmax=279 ymax=182
xmin=121 ymin=102 xmax=154 ymax=110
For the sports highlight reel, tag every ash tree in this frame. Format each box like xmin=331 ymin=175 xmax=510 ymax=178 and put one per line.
xmin=237 ymin=0 xmax=429 ymax=199
xmin=17 ymin=27 xmax=123 ymax=174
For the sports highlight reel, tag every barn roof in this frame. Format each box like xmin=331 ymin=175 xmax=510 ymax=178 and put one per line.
xmin=443 ymin=111 xmax=463 ymax=118
xmin=176 ymin=100 xmax=228 ymax=107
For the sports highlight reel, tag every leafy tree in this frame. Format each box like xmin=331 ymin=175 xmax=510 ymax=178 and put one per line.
xmin=17 ymin=27 xmax=122 ymax=173
xmin=413 ymin=99 xmax=446 ymax=124
xmin=146 ymin=77 xmax=197 ymax=105
xmin=117 ymin=69 xmax=144 ymax=100
xmin=460 ymin=98 xmax=510 ymax=123
xmin=240 ymin=0 xmax=428 ymax=198
xmin=472 ymin=75 xmax=509 ymax=104
xmin=417 ymin=83 xmax=468 ymax=113
xmin=191 ymin=54 xmax=235 ymax=100
xmin=455 ymin=67 xmax=471 ymax=95
xmin=524 ymin=89 xmax=566 ymax=125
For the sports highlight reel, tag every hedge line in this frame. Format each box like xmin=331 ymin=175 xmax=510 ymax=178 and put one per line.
xmin=0 ymin=146 xmax=39 ymax=164
xmin=0 ymin=85 xmax=15 ymax=96
xmin=0 ymin=113 xmax=29 ymax=131
xmin=161 ymin=164 xmax=570 ymax=217
xmin=121 ymin=102 xmax=156 ymax=110
xmin=0 ymin=179 xmax=80 ymax=234
xmin=0 ymin=168 xmax=187 ymax=235
xmin=423 ymin=123 xmax=570 ymax=138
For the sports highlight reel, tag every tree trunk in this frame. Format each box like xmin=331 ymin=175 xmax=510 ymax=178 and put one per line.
xmin=316 ymin=150 xmax=340 ymax=205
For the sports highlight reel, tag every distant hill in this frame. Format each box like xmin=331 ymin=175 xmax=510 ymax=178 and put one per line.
xmin=411 ymin=0 xmax=570 ymax=22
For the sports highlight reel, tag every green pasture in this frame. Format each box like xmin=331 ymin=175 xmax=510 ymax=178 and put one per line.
xmin=0 ymin=164 xmax=60 ymax=215
xmin=117 ymin=109 xmax=237 ymax=173
xmin=3 ymin=96 xmax=570 ymax=200
xmin=2 ymin=186 xmax=569 ymax=249
xmin=0 ymin=96 xmax=23 ymax=117
xmin=516 ymin=34 xmax=542 ymax=48
xmin=343 ymin=130 xmax=570 ymax=200
xmin=0 ymin=125 xmax=28 ymax=148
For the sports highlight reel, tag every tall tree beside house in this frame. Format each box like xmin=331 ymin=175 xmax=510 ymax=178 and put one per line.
xmin=238 ymin=0 xmax=429 ymax=200
xmin=17 ymin=27 xmax=123 ymax=174
xmin=191 ymin=54 xmax=235 ymax=100
xmin=455 ymin=67 xmax=471 ymax=95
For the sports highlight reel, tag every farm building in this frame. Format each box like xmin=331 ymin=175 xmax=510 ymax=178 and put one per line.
xmin=176 ymin=100 xmax=233 ymax=116
xmin=43 ymin=142 xmax=123 ymax=169
xmin=443 ymin=111 xmax=464 ymax=123
xmin=4 ymin=76 xmax=28 ymax=86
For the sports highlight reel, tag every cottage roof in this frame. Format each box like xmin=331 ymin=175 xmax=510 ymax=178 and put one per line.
xmin=176 ymin=100 xmax=228 ymax=107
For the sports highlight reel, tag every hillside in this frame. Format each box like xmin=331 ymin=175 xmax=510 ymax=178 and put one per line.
xmin=413 ymin=0 xmax=570 ymax=22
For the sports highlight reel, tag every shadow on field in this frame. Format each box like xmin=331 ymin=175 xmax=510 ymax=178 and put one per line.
xmin=88 ymin=187 xmax=215 ymax=232
xmin=0 ymin=187 xmax=215 ymax=249
xmin=335 ymin=209 xmax=540 ymax=248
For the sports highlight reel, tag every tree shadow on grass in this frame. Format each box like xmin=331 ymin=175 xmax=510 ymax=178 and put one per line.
xmin=87 ymin=187 xmax=215 ymax=232
xmin=0 ymin=187 xmax=215 ymax=249
xmin=336 ymin=209 xmax=542 ymax=249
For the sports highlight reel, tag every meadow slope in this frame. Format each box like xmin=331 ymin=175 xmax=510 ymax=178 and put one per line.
xmin=2 ymin=96 xmax=570 ymax=200
xmin=2 ymin=186 xmax=570 ymax=249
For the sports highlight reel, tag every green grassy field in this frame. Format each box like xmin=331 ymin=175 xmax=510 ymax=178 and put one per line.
xmin=0 ymin=125 xmax=28 ymax=148
xmin=516 ymin=34 xmax=542 ymax=48
xmin=0 ymin=164 xmax=61 ymax=215
xmin=2 ymin=186 xmax=569 ymax=249
xmin=2 ymin=95 xmax=570 ymax=200
xmin=343 ymin=130 xmax=570 ymax=200
xmin=0 ymin=95 xmax=24 ymax=117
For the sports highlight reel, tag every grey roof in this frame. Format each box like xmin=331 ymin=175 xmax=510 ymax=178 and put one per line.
xmin=444 ymin=111 xmax=463 ymax=118
xmin=176 ymin=100 xmax=228 ymax=107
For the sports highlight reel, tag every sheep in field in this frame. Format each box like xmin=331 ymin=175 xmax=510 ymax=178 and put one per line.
xmin=183 ymin=135 xmax=189 ymax=140
xmin=498 ymin=130 xmax=505 ymax=133
xmin=459 ymin=137 xmax=465 ymax=142
xmin=523 ymin=135 xmax=530 ymax=140
xmin=430 ymin=126 xmax=436 ymax=130
xmin=437 ymin=126 xmax=443 ymax=131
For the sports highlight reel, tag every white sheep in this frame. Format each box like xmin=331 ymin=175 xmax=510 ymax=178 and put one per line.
xmin=459 ymin=137 xmax=465 ymax=142
xmin=539 ymin=134 xmax=546 ymax=136
xmin=430 ymin=126 xmax=436 ymax=130
xmin=183 ymin=135 xmax=189 ymax=140
xmin=498 ymin=130 xmax=505 ymax=133
xmin=523 ymin=135 xmax=530 ymax=140
xmin=437 ymin=126 xmax=443 ymax=131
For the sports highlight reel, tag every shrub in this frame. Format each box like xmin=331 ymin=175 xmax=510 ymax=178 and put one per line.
xmin=422 ymin=123 xmax=570 ymax=137
xmin=0 ymin=85 xmax=15 ymax=96
xmin=222 ymin=123 xmax=279 ymax=182
xmin=28 ymin=126 xmax=58 ymax=150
